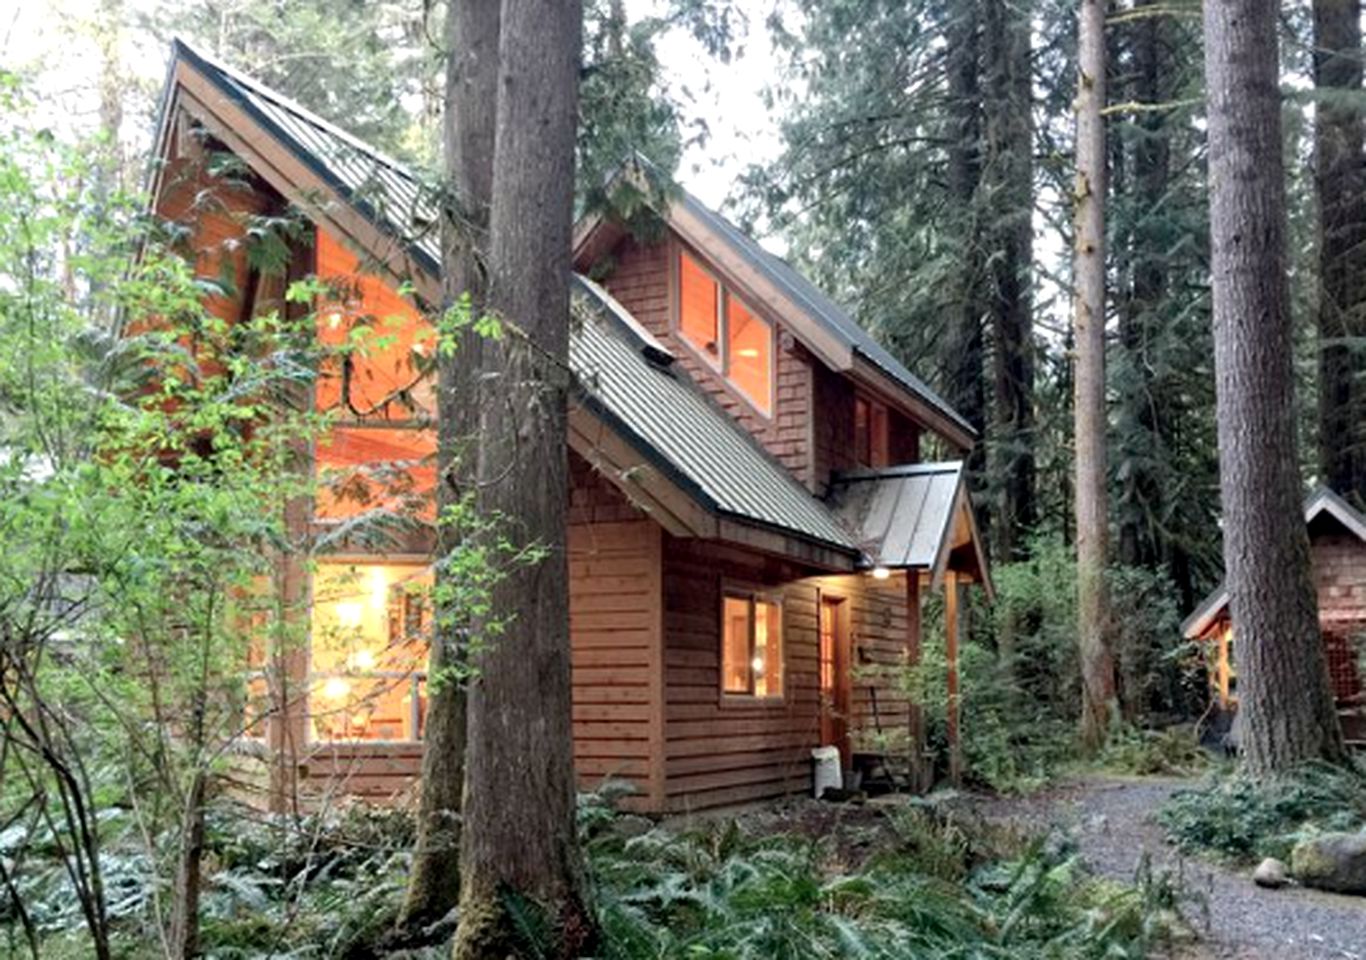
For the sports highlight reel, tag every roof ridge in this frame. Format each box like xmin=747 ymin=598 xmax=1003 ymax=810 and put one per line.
xmin=172 ymin=38 xmax=420 ymax=182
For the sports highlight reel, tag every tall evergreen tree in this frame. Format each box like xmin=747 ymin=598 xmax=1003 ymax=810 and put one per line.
xmin=1312 ymin=0 xmax=1366 ymax=504
xmin=982 ymin=0 xmax=1037 ymax=562
xmin=399 ymin=0 xmax=501 ymax=932
xmin=1202 ymin=0 xmax=1346 ymax=774
xmin=1073 ymin=0 xmax=1117 ymax=747
xmin=452 ymin=0 xmax=596 ymax=954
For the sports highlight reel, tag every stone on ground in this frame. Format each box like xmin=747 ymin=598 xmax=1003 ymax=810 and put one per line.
xmin=1290 ymin=832 xmax=1366 ymax=895
xmin=1252 ymin=857 xmax=1288 ymax=889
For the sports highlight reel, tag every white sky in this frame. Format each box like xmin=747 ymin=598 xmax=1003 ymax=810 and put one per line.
xmin=1 ymin=0 xmax=787 ymax=220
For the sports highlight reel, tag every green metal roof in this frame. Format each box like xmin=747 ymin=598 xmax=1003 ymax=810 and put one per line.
xmin=168 ymin=41 xmax=862 ymax=557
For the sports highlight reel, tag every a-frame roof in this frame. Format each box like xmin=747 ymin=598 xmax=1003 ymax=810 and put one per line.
xmin=572 ymin=157 xmax=977 ymax=449
xmin=1182 ymin=486 xmax=1366 ymax=639
xmin=153 ymin=40 xmax=990 ymax=578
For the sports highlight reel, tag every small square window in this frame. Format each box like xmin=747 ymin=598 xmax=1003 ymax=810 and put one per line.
xmin=721 ymin=592 xmax=784 ymax=698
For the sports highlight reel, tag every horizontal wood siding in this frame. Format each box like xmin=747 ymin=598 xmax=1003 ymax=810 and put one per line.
xmin=602 ymin=237 xmax=817 ymax=489
xmin=568 ymin=453 xmax=664 ymax=807
xmin=808 ymin=574 xmax=915 ymax=752
xmin=661 ymin=544 xmax=917 ymax=811
xmin=662 ymin=538 xmax=820 ymax=810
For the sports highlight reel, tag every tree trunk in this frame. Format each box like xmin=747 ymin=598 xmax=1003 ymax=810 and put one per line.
xmin=1116 ymin=0 xmax=1169 ymax=572
xmin=983 ymin=0 xmax=1037 ymax=563
xmin=167 ymin=768 xmax=206 ymax=959
xmin=942 ymin=0 xmax=987 ymax=472
xmin=1202 ymin=0 xmax=1347 ymax=774
xmin=1073 ymin=0 xmax=1117 ymax=748
xmin=400 ymin=0 xmax=502 ymax=932
xmin=452 ymin=0 xmax=595 ymax=955
xmin=1313 ymin=0 xmax=1366 ymax=505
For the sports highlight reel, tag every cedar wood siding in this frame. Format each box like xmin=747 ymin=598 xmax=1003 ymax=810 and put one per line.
xmin=567 ymin=453 xmax=665 ymax=808
xmin=811 ymin=364 xmax=921 ymax=496
xmin=1203 ymin=520 xmax=1366 ymax=727
xmin=1307 ymin=518 xmax=1366 ymax=720
xmin=600 ymin=236 xmax=818 ymax=490
xmin=661 ymin=537 xmax=915 ymax=812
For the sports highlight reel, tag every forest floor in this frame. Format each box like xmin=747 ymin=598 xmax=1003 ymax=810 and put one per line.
xmin=960 ymin=775 xmax=1366 ymax=959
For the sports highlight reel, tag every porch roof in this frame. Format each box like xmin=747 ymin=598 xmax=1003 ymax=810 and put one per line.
xmin=1181 ymin=486 xmax=1366 ymax=639
xmin=826 ymin=462 xmax=993 ymax=597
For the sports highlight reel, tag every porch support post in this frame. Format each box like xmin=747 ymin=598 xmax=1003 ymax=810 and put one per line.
xmin=944 ymin=571 xmax=962 ymax=786
xmin=905 ymin=570 xmax=927 ymax=791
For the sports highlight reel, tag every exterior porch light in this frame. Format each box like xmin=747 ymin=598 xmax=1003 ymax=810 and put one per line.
xmin=871 ymin=565 xmax=891 ymax=580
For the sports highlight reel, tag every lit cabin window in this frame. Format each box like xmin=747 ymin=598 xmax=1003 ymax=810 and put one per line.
xmin=722 ymin=592 xmax=783 ymax=698
xmin=679 ymin=252 xmax=721 ymax=364
xmin=727 ymin=295 xmax=773 ymax=415
xmin=677 ymin=250 xmax=776 ymax=416
xmin=310 ymin=562 xmax=431 ymax=742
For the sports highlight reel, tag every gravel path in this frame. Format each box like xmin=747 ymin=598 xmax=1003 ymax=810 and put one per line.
xmin=966 ymin=776 xmax=1366 ymax=959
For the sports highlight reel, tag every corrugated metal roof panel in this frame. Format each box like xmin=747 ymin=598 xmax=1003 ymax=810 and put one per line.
xmin=175 ymin=43 xmax=859 ymax=554
xmin=827 ymin=463 xmax=964 ymax=569
xmin=572 ymin=278 xmax=858 ymax=551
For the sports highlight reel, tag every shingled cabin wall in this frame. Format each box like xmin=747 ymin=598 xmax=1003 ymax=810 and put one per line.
xmin=1309 ymin=517 xmax=1366 ymax=718
xmin=598 ymin=236 xmax=817 ymax=490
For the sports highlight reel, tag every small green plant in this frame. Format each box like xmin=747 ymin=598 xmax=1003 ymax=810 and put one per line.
xmin=1158 ymin=760 xmax=1366 ymax=862
xmin=1096 ymin=725 xmax=1211 ymax=777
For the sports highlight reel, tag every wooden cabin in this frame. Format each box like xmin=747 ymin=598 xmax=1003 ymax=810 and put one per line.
xmin=1183 ymin=488 xmax=1366 ymax=745
xmin=147 ymin=42 xmax=993 ymax=813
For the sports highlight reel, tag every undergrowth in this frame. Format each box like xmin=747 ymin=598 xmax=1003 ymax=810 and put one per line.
xmin=1158 ymin=759 xmax=1366 ymax=863
xmin=4 ymin=790 xmax=1190 ymax=958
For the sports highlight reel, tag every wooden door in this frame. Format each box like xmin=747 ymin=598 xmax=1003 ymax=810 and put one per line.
xmin=819 ymin=596 xmax=851 ymax=762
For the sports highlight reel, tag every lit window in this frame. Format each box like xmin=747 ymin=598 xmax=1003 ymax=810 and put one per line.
xmin=721 ymin=592 xmax=783 ymax=698
xmin=726 ymin=294 xmax=772 ymax=415
xmin=679 ymin=252 xmax=721 ymax=363
xmin=310 ymin=562 xmax=431 ymax=741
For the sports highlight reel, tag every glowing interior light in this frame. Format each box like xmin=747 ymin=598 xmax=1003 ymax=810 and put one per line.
xmin=353 ymin=649 xmax=376 ymax=670
xmin=369 ymin=566 xmax=389 ymax=610
xmin=335 ymin=601 xmax=363 ymax=629
xmin=736 ymin=348 xmax=761 ymax=358
xmin=751 ymin=656 xmax=765 ymax=673
xmin=322 ymin=676 xmax=351 ymax=701
xmin=871 ymin=566 xmax=892 ymax=580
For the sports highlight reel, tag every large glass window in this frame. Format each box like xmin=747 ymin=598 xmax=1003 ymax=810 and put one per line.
xmin=309 ymin=561 xmax=431 ymax=742
xmin=726 ymin=295 xmax=772 ymax=415
xmin=721 ymin=591 xmax=783 ymax=699
xmin=679 ymin=252 xmax=721 ymax=363
xmin=677 ymin=250 xmax=774 ymax=416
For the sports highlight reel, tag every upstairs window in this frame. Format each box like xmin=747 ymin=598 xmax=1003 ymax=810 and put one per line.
xmin=721 ymin=591 xmax=783 ymax=699
xmin=854 ymin=395 xmax=890 ymax=468
xmin=677 ymin=250 xmax=774 ymax=416
xmin=727 ymin=296 xmax=773 ymax=415
xmin=679 ymin=252 xmax=721 ymax=363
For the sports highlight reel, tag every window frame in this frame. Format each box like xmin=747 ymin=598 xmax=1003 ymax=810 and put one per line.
xmin=306 ymin=554 xmax=432 ymax=745
xmin=673 ymin=243 xmax=777 ymax=420
xmin=718 ymin=583 xmax=786 ymax=704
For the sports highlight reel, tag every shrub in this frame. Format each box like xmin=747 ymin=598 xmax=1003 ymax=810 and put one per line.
xmin=1158 ymin=760 xmax=1366 ymax=862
